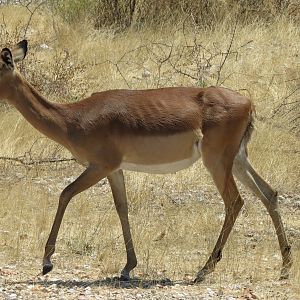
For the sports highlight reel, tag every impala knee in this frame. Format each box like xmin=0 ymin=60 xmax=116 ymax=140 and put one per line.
xmin=271 ymin=191 xmax=278 ymax=203
xmin=59 ymin=187 xmax=75 ymax=204
xmin=265 ymin=190 xmax=279 ymax=209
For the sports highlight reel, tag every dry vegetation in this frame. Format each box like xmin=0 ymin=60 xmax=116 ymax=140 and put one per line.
xmin=0 ymin=1 xmax=299 ymax=299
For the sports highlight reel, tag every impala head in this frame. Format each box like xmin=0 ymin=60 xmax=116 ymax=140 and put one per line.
xmin=0 ymin=40 xmax=28 ymax=99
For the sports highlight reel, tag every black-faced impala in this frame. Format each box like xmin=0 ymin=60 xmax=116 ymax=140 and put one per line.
xmin=0 ymin=40 xmax=291 ymax=282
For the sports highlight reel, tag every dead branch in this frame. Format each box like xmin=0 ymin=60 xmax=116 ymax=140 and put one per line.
xmin=216 ymin=21 xmax=238 ymax=85
xmin=0 ymin=155 xmax=75 ymax=165
xmin=19 ymin=0 xmax=47 ymax=38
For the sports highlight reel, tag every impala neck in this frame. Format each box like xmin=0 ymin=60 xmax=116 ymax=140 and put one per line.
xmin=7 ymin=72 xmax=68 ymax=146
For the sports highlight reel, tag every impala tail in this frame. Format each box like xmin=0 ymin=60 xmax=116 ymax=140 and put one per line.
xmin=239 ymin=100 xmax=256 ymax=158
xmin=244 ymin=114 xmax=255 ymax=147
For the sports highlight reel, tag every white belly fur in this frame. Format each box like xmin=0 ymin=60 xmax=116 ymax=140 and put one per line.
xmin=120 ymin=142 xmax=201 ymax=174
xmin=73 ymin=130 xmax=203 ymax=173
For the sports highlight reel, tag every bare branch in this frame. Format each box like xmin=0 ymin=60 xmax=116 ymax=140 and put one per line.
xmin=0 ymin=155 xmax=75 ymax=165
xmin=19 ymin=0 xmax=47 ymax=38
xmin=216 ymin=21 xmax=238 ymax=85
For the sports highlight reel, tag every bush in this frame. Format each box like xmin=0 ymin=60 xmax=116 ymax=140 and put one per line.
xmin=51 ymin=0 xmax=300 ymax=30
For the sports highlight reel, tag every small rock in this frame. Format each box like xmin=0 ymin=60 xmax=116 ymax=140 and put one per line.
xmin=206 ymin=288 xmax=216 ymax=296
xmin=40 ymin=43 xmax=50 ymax=49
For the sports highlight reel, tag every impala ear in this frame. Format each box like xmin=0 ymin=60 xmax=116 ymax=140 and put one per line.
xmin=1 ymin=40 xmax=27 ymax=70
xmin=12 ymin=39 xmax=28 ymax=63
xmin=1 ymin=48 xmax=14 ymax=69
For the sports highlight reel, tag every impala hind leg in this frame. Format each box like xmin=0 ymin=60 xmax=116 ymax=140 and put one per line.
xmin=108 ymin=170 xmax=137 ymax=281
xmin=195 ymin=163 xmax=244 ymax=282
xmin=233 ymin=145 xmax=292 ymax=279
xmin=43 ymin=165 xmax=110 ymax=275
xmin=195 ymin=126 xmax=246 ymax=283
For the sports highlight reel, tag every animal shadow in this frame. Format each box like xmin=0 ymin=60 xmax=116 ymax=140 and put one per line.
xmin=6 ymin=276 xmax=191 ymax=289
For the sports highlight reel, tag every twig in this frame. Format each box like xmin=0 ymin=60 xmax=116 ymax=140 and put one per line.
xmin=0 ymin=156 xmax=76 ymax=165
xmin=20 ymin=0 xmax=47 ymax=38
xmin=250 ymin=147 xmax=300 ymax=155
xmin=271 ymin=85 xmax=300 ymax=117
xmin=216 ymin=21 xmax=238 ymax=85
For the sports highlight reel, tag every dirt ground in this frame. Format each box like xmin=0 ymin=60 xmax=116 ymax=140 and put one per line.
xmin=0 ymin=167 xmax=299 ymax=299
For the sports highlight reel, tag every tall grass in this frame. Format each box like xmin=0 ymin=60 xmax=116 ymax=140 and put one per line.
xmin=50 ymin=0 xmax=300 ymax=30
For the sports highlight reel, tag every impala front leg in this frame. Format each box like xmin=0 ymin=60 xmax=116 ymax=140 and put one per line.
xmin=43 ymin=165 xmax=109 ymax=275
xmin=108 ymin=170 xmax=137 ymax=281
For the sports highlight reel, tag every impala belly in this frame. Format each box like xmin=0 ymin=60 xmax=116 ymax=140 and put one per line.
xmin=120 ymin=146 xmax=200 ymax=174
xmin=119 ymin=130 xmax=202 ymax=174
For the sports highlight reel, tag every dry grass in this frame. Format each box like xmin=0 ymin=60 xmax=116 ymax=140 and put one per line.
xmin=0 ymin=3 xmax=299 ymax=298
xmin=52 ymin=0 xmax=300 ymax=29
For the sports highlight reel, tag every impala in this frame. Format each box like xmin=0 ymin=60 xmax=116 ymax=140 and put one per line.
xmin=0 ymin=40 xmax=291 ymax=282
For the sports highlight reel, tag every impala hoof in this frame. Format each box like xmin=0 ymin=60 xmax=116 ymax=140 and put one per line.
xmin=279 ymin=270 xmax=290 ymax=280
xmin=42 ymin=263 xmax=53 ymax=275
xmin=119 ymin=269 xmax=130 ymax=281
xmin=193 ymin=276 xmax=205 ymax=283
xmin=194 ymin=269 xmax=207 ymax=283
xmin=119 ymin=274 xmax=130 ymax=281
